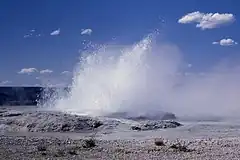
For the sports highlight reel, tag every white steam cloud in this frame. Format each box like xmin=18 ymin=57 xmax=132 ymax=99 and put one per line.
xmin=45 ymin=34 xmax=240 ymax=119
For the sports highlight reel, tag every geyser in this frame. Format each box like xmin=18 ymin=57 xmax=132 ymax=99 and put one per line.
xmin=42 ymin=33 xmax=240 ymax=120
xmin=52 ymin=34 xmax=164 ymax=116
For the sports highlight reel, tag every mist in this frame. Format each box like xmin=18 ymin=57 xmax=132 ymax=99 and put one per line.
xmin=49 ymin=34 xmax=240 ymax=119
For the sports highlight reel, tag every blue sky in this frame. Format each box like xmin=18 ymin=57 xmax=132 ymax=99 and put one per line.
xmin=0 ymin=0 xmax=239 ymax=86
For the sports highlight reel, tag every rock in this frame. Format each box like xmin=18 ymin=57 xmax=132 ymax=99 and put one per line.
xmin=92 ymin=121 xmax=103 ymax=128
xmin=0 ymin=111 xmax=23 ymax=117
xmin=131 ymin=120 xmax=182 ymax=131
xmin=106 ymin=111 xmax=177 ymax=121
xmin=1 ymin=110 xmax=103 ymax=133
xmin=61 ymin=123 xmax=72 ymax=132
xmin=154 ymin=138 xmax=165 ymax=146
xmin=0 ymin=110 xmax=7 ymax=114
xmin=83 ymin=138 xmax=96 ymax=148
xmin=37 ymin=144 xmax=47 ymax=151
xmin=130 ymin=126 xmax=142 ymax=131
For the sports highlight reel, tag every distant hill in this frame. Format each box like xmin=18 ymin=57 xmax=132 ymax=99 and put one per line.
xmin=0 ymin=87 xmax=69 ymax=106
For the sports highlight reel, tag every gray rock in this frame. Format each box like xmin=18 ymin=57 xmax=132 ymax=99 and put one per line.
xmin=130 ymin=126 xmax=142 ymax=131
xmin=0 ymin=111 xmax=23 ymax=117
xmin=107 ymin=111 xmax=176 ymax=120
xmin=131 ymin=120 xmax=182 ymax=131
xmin=0 ymin=109 xmax=181 ymax=134
xmin=0 ymin=110 xmax=7 ymax=114
xmin=1 ymin=110 xmax=103 ymax=133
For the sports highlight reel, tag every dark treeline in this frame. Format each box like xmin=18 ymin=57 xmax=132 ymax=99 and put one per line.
xmin=0 ymin=87 xmax=70 ymax=106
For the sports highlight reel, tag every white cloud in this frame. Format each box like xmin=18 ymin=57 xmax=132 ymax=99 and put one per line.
xmin=213 ymin=38 xmax=238 ymax=46
xmin=61 ymin=71 xmax=71 ymax=75
xmin=30 ymin=29 xmax=35 ymax=32
xmin=212 ymin=41 xmax=219 ymax=45
xmin=18 ymin=68 xmax=38 ymax=74
xmin=36 ymin=34 xmax=42 ymax=37
xmin=81 ymin=29 xmax=92 ymax=35
xmin=0 ymin=80 xmax=11 ymax=85
xmin=40 ymin=69 xmax=53 ymax=74
xmin=179 ymin=12 xmax=204 ymax=24
xmin=178 ymin=11 xmax=235 ymax=29
xmin=23 ymin=34 xmax=31 ymax=38
xmin=50 ymin=28 xmax=60 ymax=36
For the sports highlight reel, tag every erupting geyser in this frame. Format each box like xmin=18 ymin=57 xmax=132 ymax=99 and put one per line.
xmin=41 ymin=33 xmax=240 ymax=120
xmin=42 ymin=34 xmax=177 ymax=117
xmin=53 ymin=34 xmax=162 ymax=116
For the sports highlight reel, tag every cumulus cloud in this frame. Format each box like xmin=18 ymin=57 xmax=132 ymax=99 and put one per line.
xmin=212 ymin=38 xmax=238 ymax=46
xmin=178 ymin=11 xmax=235 ymax=29
xmin=18 ymin=68 xmax=38 ymax=74
xmin=0 ymin=80 xmax=11 ymax=85
xmin=40 ymin=69 xmax=53 ymax=74
xmin=50 ymin=28 xmax=60 ymax=36
xmin=81 ymin=29 xmax=92 ymax=35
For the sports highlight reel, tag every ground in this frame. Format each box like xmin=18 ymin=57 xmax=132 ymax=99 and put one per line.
xmin=1 ymin=107 xmax=240 ymax=159
xmin=1 ymin=135 xmax=240 ymax=160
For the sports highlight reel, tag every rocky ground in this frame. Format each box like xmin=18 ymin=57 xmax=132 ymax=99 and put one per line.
xmin=1 ymin=107 xmax=240 ymax=159
xmin=0 ymin=108 xmax=181 ymax=133
xmin=1 ymin=135 xmax=240 ymax=160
